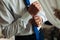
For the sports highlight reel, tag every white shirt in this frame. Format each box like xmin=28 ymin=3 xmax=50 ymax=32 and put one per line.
xmin=0 ymin=0 xmax=47 ymax=38
xmin=39 ymin=0 xmax=60 ymax=28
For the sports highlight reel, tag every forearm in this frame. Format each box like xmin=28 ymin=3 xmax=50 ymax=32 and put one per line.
xmin=0 ymin=0 xmax=14 ymax=38
xmin=2 ymin=18 xmax=26 ymax=38
xmin=2 ymin=12 xmax=32 ymax=38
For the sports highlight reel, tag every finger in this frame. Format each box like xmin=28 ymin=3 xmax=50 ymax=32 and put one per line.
xmin=34 ymin=18 xmax=41 ymax=23
xmin=35 ymin=5 xmax=41 ymax=10
xmin=34 ymin=18 xmax=40 ymax=21
xmin=36 ymin=21 xmax=41 ymax=25
xmin=34 ymin=16 xmax=40 ymax=20
xmin=33 ymin=1 xmax=41 ymax=10
xmin=34 ymin=16 xmax=42 ymax=23
xmin=36 ymin=18 xmax=42 ymax=25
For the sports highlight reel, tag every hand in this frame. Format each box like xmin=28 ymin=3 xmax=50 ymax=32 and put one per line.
xmin=28 ymin=1 xmax=41 ymax=16
xmin=29 ymin=16 xmax=42 ymax=27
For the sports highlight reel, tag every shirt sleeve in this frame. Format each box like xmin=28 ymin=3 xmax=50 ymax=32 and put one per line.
xmin=37 ymin=9 xmax=47 ymax=30
xmin=0 ymin=0 xmax=14 ymax=27
xmin=37 ymin=10 xmax=47 ymax=30
xmin=0 ymin=0 xmax=31 ymax=38
xmin=38 ymin=8 xmax=47 ymax=23
xmin=30 ymin=0 xmax=38 ymax=4
xmin=0 ymin=0 xmax=15 ymax=38
xmin=2 ymin=18 xmax=27 ymax=38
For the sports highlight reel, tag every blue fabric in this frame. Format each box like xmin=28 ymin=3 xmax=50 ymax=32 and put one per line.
xmin=33 ymin=25 xmax=40 ymax=40
xmin=33 ymin=25 xmax=44 ymax=40
xmin=24 ymin=0 xmax=30 ymax=7
xmin=39 ymin=28 xmax=44 ymax=40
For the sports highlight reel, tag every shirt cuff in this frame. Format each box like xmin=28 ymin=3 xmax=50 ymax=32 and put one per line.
xmin=37 ymin=26 xmax=41 ymax=30
xmin=30 ymin=0 xmax=38 ymax=4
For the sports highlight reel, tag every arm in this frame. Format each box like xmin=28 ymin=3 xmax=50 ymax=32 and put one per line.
xmin=0 ymin=0 xmax=14 ymax=38
xmin=28 ymin=0 xmax=47 ymax=30
xmin=37 ymin=9 xmax=47 ymax=23
xmin=0 ymin=0 xmax=30 ymax=38
xmin=2 ymin=12 xmax=32 ymax=38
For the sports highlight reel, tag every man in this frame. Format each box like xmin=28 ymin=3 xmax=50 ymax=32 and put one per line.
xmin=0 ymin=0 xmax=47 ymax=40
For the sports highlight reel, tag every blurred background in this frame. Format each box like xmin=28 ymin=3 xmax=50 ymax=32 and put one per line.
xmin=0 ymin=0 xmax=60 ymax=40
